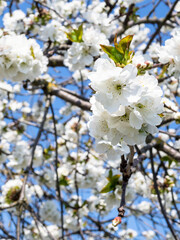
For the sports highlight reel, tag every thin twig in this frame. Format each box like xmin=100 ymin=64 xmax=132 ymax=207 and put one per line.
xmin=50 ymin=100 xmax=65 ymax=240
xmin=143 ymin=0 xmax=179 ymax=53
xmin=150 ymin=149 xmax=179 ymax=240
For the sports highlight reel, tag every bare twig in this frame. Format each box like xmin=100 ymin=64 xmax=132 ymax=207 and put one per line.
xmin=123 ymin=4 xmax=135 ymax=28
xmin=147 ymin=0 xmax=162 ymax=19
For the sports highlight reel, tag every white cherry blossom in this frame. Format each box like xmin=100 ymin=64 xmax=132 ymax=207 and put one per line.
xmin=0 ymin=34 xmax=48 ymax=82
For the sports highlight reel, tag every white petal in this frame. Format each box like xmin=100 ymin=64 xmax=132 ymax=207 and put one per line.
xmin=129 ymin=110 xmax=143 ymax=129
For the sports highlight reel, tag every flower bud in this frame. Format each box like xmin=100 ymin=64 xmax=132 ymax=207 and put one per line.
xmin=112 ymin=216 xmax=121 ymax=227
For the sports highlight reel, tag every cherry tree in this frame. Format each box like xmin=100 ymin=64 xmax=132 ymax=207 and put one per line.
xmin=0 ymin=0 xmax=180 ymax=239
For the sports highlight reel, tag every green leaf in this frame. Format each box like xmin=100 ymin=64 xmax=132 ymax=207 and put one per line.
xmin=100 ymin=182 xmax=114 ymax=193
xmin=157 ymin=64 xmax=169 ymax=79
xmin=119 ymin=6 xmax=126 ymax=15
xmin=100 ymin=45 xmax=123 ymax=63
xmin=100 ymin=35 xmax=134 ymax=66
xmin=108 ymin=169 xmax=113 ymax=179
xmin=43 ymin=145 xmax=54 ymax=160
xmin=100 ymin=171 xmax=121 ymax=193
xmin=66 ymin=24 xmax=83 ymax=43
xmin=59 ymin=175 xmax=69 ymax=186
xmin=114 ymin=35 xmax=133 ymax=55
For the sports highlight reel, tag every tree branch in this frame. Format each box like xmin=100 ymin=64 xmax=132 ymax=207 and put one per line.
xmin=49 ymin=86 xmax=91 ymax=111
xmin=48 ymin=55 xmax=64 ymax=67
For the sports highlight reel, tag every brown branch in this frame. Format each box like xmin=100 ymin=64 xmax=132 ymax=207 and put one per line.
xmin=14 ymin=97 xmax=51 ymax=239
xmin=48 ymin=55 xmax=64 ymax=67
xmin=56 ymin=86 xmax=89 ymax=102
xmin=156 ymin=142 xmax=180 ymax=162
xmin=49 ymin=86 xmax=91 ymax=111
xmin=0 ymin=201 xmax=20 ymax=211
xmin=30 ymin=77 xmax=91 ymax=111
xmin=8 ymin=0 xmax=14 ymax=15
xmin=140 ymin=136 xmax=180 ymax=162
xmin=125 ymin=145 xmax=135 ymax=175
xmin=73 ymin=115 xmax=86 ymax=240
xmin=158 ymin=118 xmax=177 ymax=127
xmin=34 ymin=0 xmax=66 ymax=21
xmin=159 ymin=130 xmax=180 ymax=140
xmin=123 ymin=4 xmax=135 ymax=29
xmin=117 ymin=146 xmax=135 ymax=219
xmin=105 ymin=0 xmax=118 ymax=15
xmin=119 ymin=149 xmax=136 ymax=219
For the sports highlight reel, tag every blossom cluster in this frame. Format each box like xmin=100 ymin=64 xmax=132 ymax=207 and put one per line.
xmin=64 ymin=27 xmax=109 ymax=71
xmin=3 ymin=10 xmax=30 ymax=34
xmin=88 ymin=56 xmax=164 ymax=159
xmin=0 ymin=34 xmax=48 ymax=82
xmin=0 ymin=178 xmax=43 ymax=207
xmin=158 ymin=28 xmax=180 ymax=78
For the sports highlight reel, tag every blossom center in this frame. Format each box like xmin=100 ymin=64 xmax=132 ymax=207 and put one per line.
xmin=116 ymin=84 xmax=122 ymax=91
xmin=136 ymin=103 xmax=145 ymax=109
xmin=115 ymin=83 xmax=126 ymax=95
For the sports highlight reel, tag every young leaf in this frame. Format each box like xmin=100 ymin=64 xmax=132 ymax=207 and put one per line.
xmin=108 ymin=169 xmax=113 ymax=179
xmin=115 ymin=35 xmax=133 ymax=54
xmin=59 ymin=175 xmax=69 ymax=186
xmin=100 ymin=45 xmax=123 ymax=63
xmin=66 ymin=24 xmax=83 ymax=43
xmin=100 ymin=182 xmax=113 ymax=193
xmin=101 ymin=35 xmax=134 ymax=66
xmin=100 ymin=173 xmax=121 ymax=193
